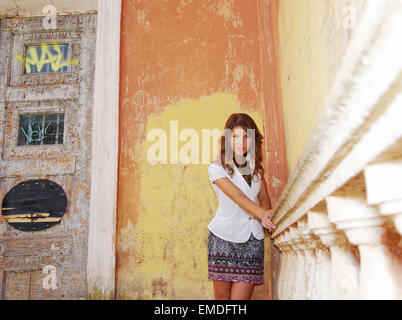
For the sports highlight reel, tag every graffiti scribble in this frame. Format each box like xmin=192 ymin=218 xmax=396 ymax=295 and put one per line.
xmin=16 ymin=42 xmax=78 ymax=74
xmin=21 ymin=121 xmax=53 ymax=143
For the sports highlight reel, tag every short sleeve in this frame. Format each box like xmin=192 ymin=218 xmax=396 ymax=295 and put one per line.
xmin=208 ymin=163 xmax=230 ymax=184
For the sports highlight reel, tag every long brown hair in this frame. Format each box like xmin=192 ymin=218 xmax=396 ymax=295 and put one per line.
xmin=215 ymin=113 xmax=264 ymax=181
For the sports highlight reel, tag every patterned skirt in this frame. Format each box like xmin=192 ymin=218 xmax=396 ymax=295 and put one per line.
xmin=207 ymin=231 xmax=264 ymax=285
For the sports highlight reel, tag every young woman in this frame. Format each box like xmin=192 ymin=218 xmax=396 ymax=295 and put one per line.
xmin=207 ymin=113 xmax=275 ymax=300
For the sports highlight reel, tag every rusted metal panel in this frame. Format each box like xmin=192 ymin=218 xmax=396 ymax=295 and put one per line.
xmin=2 ymin=179 xmax=67 ymax=232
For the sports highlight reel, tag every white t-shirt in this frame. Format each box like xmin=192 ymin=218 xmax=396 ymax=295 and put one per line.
xmin=207 ymin=161 xmax=265 ymax=243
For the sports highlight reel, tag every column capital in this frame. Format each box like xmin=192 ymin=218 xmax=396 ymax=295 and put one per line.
xmin=326 ymin=195 xmax=389 ymax=246
xmin=297 ymin=218 xmax=322 ymax=250
xmin=289 ymin=225 xmax=305 ymax=251
xmin=365 ymin=161 xmax=402 ymax=234
xmin=274 ymin=233 xmax=287 ymax=251
xmin=282 ymin=229 xmax=296 ymax=252
xmin=308 ymin=210 xmax=350 ymax=247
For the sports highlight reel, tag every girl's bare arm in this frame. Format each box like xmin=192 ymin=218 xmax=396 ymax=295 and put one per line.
xmin=258 ymin=175 xmax=272 ymax=213
xmin=213 ymin=177 xmax=268 ymax=221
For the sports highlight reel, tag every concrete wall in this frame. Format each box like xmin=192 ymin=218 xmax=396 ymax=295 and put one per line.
xmin=0 ymin=14 xmax=97 ymax=299
xmin=278 ymin=0 xmax=367 ymax=176
xmin=116 ymin=0 xmax=285 ymax=300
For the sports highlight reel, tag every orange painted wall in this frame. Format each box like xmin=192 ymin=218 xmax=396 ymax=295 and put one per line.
xmin=117 ymin=0 xmax=286 ymax=299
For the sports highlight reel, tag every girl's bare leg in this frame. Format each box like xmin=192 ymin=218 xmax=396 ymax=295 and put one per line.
xmin=213 ymin=280 xmax=232 ymax=300
xmin=230 ymin=282 xmax=255 ymax=300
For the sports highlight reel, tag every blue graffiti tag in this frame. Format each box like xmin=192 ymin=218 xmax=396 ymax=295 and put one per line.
xmin=20 ymin=121 xmax=53 ymax=143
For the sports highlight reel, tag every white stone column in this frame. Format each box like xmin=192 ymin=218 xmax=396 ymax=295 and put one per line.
xmin=87 ymin=0 xmax=122 ymax=299
xmin=327 ymin=195 xmax=401 ymax=299
xmin=274 ymin=233 xmax=289 ymax=300
xmin=308 ymin=210 xmax=359 ymax=300
xmin=297 ymin=218 xmax=321 ymax=300
xmin=289 ymin=225 xmax=306 ymax=300
xmin=282 ymin=229 xmax=296 ymax=300
xmin=312 ymin=241 xmax=331 ymax=300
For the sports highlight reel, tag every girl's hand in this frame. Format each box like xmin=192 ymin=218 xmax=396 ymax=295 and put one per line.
xmin=266 ymin=209 xmax=274 ymax=219
xmin=261 ymin=210 xmax=275 ymax=231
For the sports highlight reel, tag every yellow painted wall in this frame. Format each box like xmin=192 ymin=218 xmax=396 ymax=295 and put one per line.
xmin=117 ymin=94 xmax=270 ymax=299
xmin=278 ymin=0 xmax=367 ymax=175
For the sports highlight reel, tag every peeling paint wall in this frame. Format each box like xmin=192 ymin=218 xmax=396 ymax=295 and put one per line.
xmin=117 ymin=0 xmax=284 ymax=300
xmin=278 ymin=0 xmax=367 ymax=175
xmin=0 ymin=14 xmax=97 ymax=299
